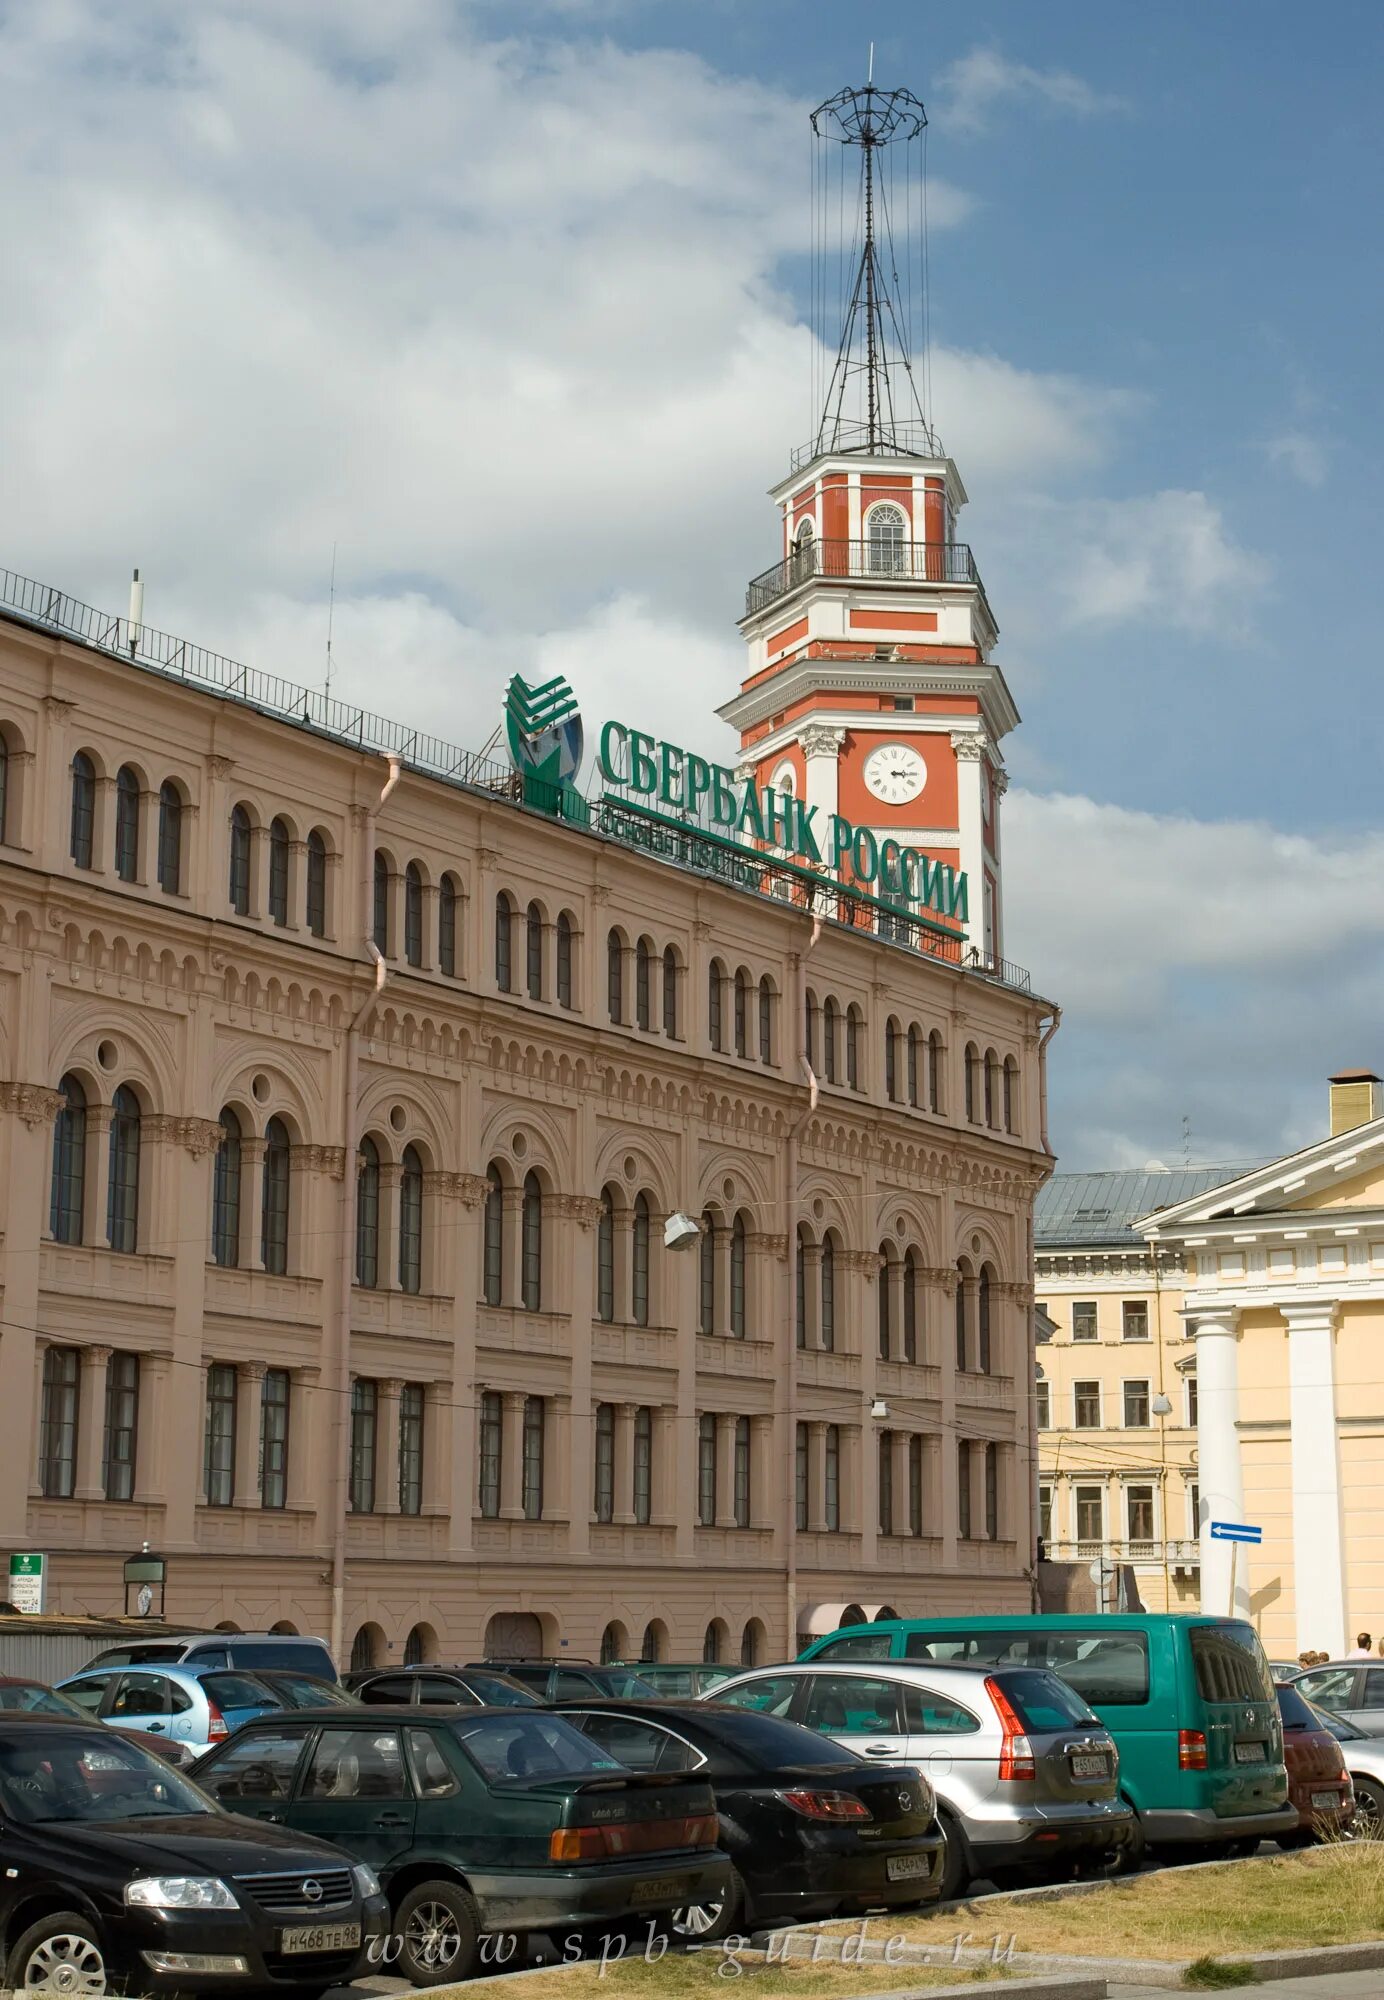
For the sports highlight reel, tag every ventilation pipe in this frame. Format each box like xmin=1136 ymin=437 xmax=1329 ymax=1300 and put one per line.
xmin=128 ymin=569 xmax=143 ymax=657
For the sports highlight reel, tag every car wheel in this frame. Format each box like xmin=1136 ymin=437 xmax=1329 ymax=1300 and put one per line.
xmin=7 ymin=1911 xmax=110 ymax=1995
xmin=395 ymin=1880 xmax=480 ymax=1987
xmin=935 ymin=1809 xmax=971 ymax=1900
xmin=1352 ymin=1778 xmax=1384 ymax=1837
xmin=668 ymin=1865 xmax=746 ymax=1944
xmin=1104 ymin=1800 xmax=1146 ymax=1876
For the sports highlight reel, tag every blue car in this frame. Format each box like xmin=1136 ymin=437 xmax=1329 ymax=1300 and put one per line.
xmin=55 ymin=1664 xmax=283 ymax=1754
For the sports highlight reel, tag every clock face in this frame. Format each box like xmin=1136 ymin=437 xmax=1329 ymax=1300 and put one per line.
xmin=863 ymin=742 xmax=926 ymax=807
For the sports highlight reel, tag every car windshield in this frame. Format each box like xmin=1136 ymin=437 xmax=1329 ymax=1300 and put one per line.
xmin=464 ymin=1673 xmax=541 ymax=1707
xmin=0 ymin=1730 xmax=213 ymax=1823
xmin=450 ymin=1713 xmax=628 ymax=1781
xmin=698 ymin=1707 xmax=863 ymax=1769
xmin=263 ymin=1674 xmax=358 ymax=1709
xmin=0 ymin=1686 xmax=86 ymax=1719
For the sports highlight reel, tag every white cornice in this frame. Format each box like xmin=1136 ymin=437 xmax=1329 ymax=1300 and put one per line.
xmin=718 ymin=657 xmax=1020 ymax=742
xmin=1140 ymin=1118 xmax=1384 ymax=1238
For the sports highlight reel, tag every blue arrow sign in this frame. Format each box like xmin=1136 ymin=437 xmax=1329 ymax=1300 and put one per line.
xmin=1209 ymin=1521 xmax=1262 ymax=1544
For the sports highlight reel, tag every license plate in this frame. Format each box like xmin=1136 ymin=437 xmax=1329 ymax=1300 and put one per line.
xmin=887 ymin=1852 xmax=931 ymax=1881
xmin=1234 ymin=1743 xmax=1265 ymax=1763
xmin=1070 ymin=1753 xmax=1110 ymax=1780
xmin=280 ymin=1923 xmax=361 ymax=1956
xmin=1312 ymin=1789 xmax=1344 ymax=1808
xmin=631 ymin=1878 xmax=687 ymax=1904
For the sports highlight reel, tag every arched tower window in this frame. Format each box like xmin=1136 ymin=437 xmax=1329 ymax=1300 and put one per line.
xmin=866 ymin=501 xmax=907 ymax=575
xmin=437 ymin=873 xmax=458 ymax=975
xmin=526 ymin=901 xmax=544 ymax=1000
xmin=228 ymin=804 xmax=252 ymax=915
xmin=521 ymin=1172 xmax=543 ymax=1311
xmin=405 ymin=864 xmax=424 ymax=968
xmin=50 ymin=1074 xmax=87 ymax=1245
xmin=306 ymin=830 xmax=328 ymax=937
xmin=268 ymin=817 xmax=290 ymax=926
xmin=261 ymin=1118 xmax=291 ymax=1275
xmin=632 ymin=1192 xmax=651 ymax=1326
xmin=158 ymin=782 xmax=183 ymax=896
xmin=107 ymin=1085 xmax=140 ymax=1253
xmin=597 ymin=1189 xmax=615 ymax=1323
xmin=212 ymin=1108 xmax=242 ymax=1267
xmin=70 ymin=754 xmax=96 ymax=870
xmin=483 ymin=1166 xmax=503 ymax=1306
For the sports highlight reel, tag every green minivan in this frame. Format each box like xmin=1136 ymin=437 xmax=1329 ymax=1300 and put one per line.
xmin=798 ymin=1614 xmax=1294 ymax=1863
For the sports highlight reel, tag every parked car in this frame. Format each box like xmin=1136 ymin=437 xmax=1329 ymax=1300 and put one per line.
xmin=247 ymin=1672 xmax=361 ymax=1713
xmin=628 ymin=1665 xmax=740 ymax=1698
xmin=797 ymin=1614 xmax=1294 ymax=1866
xmin=1269 ymin=1661 xmax=1306 ymax=1685
xmin=553 ymin=1697 xmax=944 ymax=1938
xmin=191 ymin=1705 xmax=728 ymax=1984
xmin=1288 ymin=1661 xmax=1384 ymax=1735
xmin=350 ymin=1666 xmax=543 ymax=1708
xmin=709 ymin=1660 xmax=1130 ymax=1897
xmin=1313 ymin=1708 xmax=1384 ymax=1833
xmin=83 ymin=1632 xmax=338 ymax=1683
xmin=471 ymin=1661 xmax=662 ymax=1702
xmin=57 ymin=1665 xmax=286 ymax=1755
xmin=0 ymin=1675 xmax=196 ymax=1768
xmin=0 ymin=1712 xmax=386 ymax=1995
xmin=1274 ymin=1683 xmax=1354 ymax=1846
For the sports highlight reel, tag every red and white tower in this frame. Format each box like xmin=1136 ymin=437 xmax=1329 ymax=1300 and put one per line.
xmin=719 ymin=81 xmax=1016 ymax=961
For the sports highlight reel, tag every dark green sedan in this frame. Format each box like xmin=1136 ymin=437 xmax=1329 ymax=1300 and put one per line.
xmin=191 ymin=1707 xmax=727 ymax=1985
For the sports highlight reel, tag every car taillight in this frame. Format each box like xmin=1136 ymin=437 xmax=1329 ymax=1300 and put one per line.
xmin=985 ymin=1678 xmax=1035 ymax=1782
xmin=549 ymin=1812 xmax=719 ymax=1864
xmin=206 ymin=1701 xmax=228 ymax=1744
xmin=779 ymin=1789 xmax=872 ymax=1822
xmin=550 ymin=1827 xmax=606 ymax=1863
xmin=1179 ymin=1729 xmax=1208 ymax=1771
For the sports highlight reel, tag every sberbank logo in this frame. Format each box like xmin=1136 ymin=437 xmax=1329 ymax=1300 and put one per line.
xmin=504 ymin=673 xmax=584 ymax=792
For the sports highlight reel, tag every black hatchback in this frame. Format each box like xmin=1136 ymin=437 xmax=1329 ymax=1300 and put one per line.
xmin=350 ymin=1666 xmax=543 ymax=1709
xmin=553 ymin=1700 xmax=945 ymax=1940
xmin=192 ymin=1706 xmax=728 ymax=1984
xmin=0 ymin=1714 xmax=387 ymax=1996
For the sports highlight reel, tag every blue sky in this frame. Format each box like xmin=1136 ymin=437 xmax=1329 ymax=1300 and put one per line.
xmin=1 ymin=0 xmax=1380 ymax=1166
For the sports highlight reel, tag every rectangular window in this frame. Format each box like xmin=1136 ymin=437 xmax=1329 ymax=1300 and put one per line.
xmin=697 ymin=1414 xmax=717 ymax=1527
xmin=594 ymin=1405 xmax=614 ymax=1524
xmin=1072 ymin=1300 xmax=1098 ymax=1342
xmin=522 ymin=1396 xmax=545 ymax=1520
xmin=259 ymin=1368 xmax=289 ymax=1511
xmin=479 ymin=1392 xmax=502 ymax=1519
xmin=1075 ymin=1484 xmax=1104 ymax=1544
xmin=1074 ymin=1380 xmax=1101 ymax=1429
xmin=1188 ymin=1480 xmax=1201 ymax=1538
xmin=102 ymin=1351 xmax=139 ymax=1502
xmin=1121 ymin=1300 xmax=1150 ymax=1341
xmin=984 ymin=1442 xmax=999 ymax=1540
xmin=203 ymin=1363 xmax=237 ymax=1507
xmin=350 ymin=1379 xmax=378 ymax=1514
xmin=1186 ymin=1374 xmax=1199 ymax=1427
xmin=1038 ymin=1483 xmax=1053 ymax=1546
xmin=40 ymin=1346 xmax=80 ymax=1499
xmin=795 ymin=1422 xmax=809 ymax=1531
xmin=633 ymin=1407 xmax=653 ymax=1526
xmin=399 ymin=1384 xmax=424 ymax=1516
xmin=824 ymin=1424 xmax=840 ymax=1531
xmin=908 ymin=1435 xmax=923 ymax=1536
xmin=1035 ymin=1379 xmax=1050 ymax=1430
xmin=733 ymin=1417 xmax=751 ymax=1528
xmin=1123 ymin=1380 xmax=1150 ymax=1429
xmin=1126 ymin=1483 xmax=1155 ymax=1543
xmin=957 ymin=1440 xmax=972 ymax=1540
xmin=878 ymin=1431 xmax=894 ymax=1536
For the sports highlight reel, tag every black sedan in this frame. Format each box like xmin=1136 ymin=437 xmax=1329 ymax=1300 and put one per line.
xmin=471 ymin=1661 xmax=663 ymax=1701
xmin=553 ymin=1699 xmax=945 ymax=1940
xmin=192 ymin=1705 xmax=728 ymax=1982
xmin=350 ymin=1665 xmax=543 ymax=1709
xmin=0 ymin=1713 xmax=387 ymax=1996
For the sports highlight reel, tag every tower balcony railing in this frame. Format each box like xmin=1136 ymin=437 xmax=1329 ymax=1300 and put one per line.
xmin=745 ymin=539 xmax=984 ymax=620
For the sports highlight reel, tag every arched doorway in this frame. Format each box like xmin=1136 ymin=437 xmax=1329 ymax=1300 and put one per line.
xmin=349 ymin=1622 xmax=385 ymax=1673
xmin=404 ymin=1621 xmax=437 ymax=1666
xmin=640 ymin=1619 xmax=668 ymax=1664
xmin=740 ymin=1618 xmax=765 ymax=1668
xmin=702 ymin=1618 xmax=729 ymax=1665
xmin=483 ymin=1611 xmax=544 ymax=1661
xmin=600 ymin=1620 xmax=628 ymax=1665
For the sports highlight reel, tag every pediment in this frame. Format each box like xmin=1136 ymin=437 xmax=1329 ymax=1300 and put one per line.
xmin=1139 ymin=1116 xmax=1384 ymax=1237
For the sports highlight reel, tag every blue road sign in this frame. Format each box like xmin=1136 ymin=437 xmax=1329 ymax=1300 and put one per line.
xmin=1209 ymin=1521 xmax=1262 ymax=1544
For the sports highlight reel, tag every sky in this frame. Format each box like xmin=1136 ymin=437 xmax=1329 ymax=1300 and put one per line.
xmin=1 ymin=0 xmax=1381 ymax=1169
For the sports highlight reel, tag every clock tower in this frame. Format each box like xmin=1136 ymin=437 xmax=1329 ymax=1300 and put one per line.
xmin=717 ymin=79 xmax=1017 ymax=963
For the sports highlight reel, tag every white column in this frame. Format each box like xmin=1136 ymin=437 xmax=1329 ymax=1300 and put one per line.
xmin=1189 ymin=1309 xmax=1248 ymax=1620
xmin=950 ymin=731 xmax=987 ymax=950
xmin=1283 ymin=1303 xmax=1346 ymax=1659
xmin=800 ymin=725 xmax=845 ymax=843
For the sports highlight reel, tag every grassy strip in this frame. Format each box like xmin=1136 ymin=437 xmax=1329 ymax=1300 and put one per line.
xmin=453 ymin=1951 xmax=1016 ymax=2000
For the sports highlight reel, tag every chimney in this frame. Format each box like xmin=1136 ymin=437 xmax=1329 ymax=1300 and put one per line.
xmin=1329 ymin=1068 xmax=1384 ymax=1137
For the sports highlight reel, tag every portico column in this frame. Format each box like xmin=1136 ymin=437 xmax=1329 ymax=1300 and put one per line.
xmin=1283 ymin=1303 xmax=1346 ymax=1658
xmin=800 ymin=726 xmax=845 ymax=841
xmin=1189 ymin=1309 xmax=1247 ymax=1620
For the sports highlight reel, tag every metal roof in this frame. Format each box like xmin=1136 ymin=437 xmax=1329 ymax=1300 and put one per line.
xmin=1035 ymin=1165 xmax=1261 ymax=1247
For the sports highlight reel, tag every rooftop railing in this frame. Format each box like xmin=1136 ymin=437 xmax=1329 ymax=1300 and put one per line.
xmin=745 ymin=538 xmax=985 ymax=619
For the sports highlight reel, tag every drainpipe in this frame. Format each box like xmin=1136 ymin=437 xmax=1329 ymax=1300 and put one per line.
xmin=329 ymin=754 xmax=401 ymax=1669
xmin=784 ymin=913 xmax=823 ymax=1659
xmin=1037 ymin=1006 xmax=1062 ymax=1158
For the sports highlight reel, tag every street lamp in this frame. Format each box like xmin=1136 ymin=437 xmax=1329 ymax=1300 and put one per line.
xmin=123 ymin=1544 xmax=167 ymax=1620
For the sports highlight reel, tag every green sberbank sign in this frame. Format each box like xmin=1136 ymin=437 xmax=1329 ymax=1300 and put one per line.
xmin=597 ymin=723 xmax=967 ymax=924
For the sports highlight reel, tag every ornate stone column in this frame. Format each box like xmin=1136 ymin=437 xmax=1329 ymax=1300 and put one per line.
xmin=1283 ymin=1302 xmax=1346 ymax=1657
xmin=800 ymin=724 xmax=846 ymax=832
xmin=1188 ymin=1307 xmax=1246 ymax=1619
xmin=74 ymin=1345 xmax=113 ymax=1502
xmin=234 ymin=1362 xmax=266 ymax=1507
xmin=499 ymin=1391 xmax=526 ymax=1521
xmin=377 ymin=1379 xmax=404 ymax=1515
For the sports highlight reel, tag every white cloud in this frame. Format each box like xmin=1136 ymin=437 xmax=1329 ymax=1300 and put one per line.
xmin=1045 ymin=491 xmax=1268 ymax=635
xmin=937 ymin=48 xmax=1128 ymax=135
xmin=1263 ymin=428 xmax=1329 ymax=489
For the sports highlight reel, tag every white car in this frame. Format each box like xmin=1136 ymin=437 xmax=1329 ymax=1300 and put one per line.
xmin=1314 ymin=1707 xmax=1384 ymax=1832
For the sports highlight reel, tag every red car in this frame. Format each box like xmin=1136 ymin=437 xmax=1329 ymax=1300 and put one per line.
xmin=0 ymin=1676 xmax=192 ymax=1767
xmin=1276 ymin=1682 xmax=1355 ymax=1846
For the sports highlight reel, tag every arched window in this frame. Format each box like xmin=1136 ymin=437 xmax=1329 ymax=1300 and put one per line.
xmin=50 ymin=1073 xmax=87 ymax=1244
xmin=599 ymin=1622 xmax=622 ymax=1666
xmin=1003 ymin=1057 xmax=1018 ymax=1134
xmin=405 ymin=865 xmax=425 ymax=968
xmin=70 ymin=753 xmax=96 ymax=869
xmin=708 ymin=959 xmax=724 ymax=1051
xmin=228 ymin=804 xmax=252 ymax=915
xmin=792 ymin=517 xmax=817 ymax=581
xmin=495 ymin=893 xmax=513 ymax=991
xmin=355 ymin=1136 xmax=381 ymax=1288
xmin=729 ymin=1213 xmax=747 ymax=1339
xmin=846 ymin=1006 xmax=860 ymax=1090
xmin=157 ymin=782 xmax=182 ymax=895
xmin=964 ymin=1044 xmax=979 ymax=1123
xmin=822 ymin=997 xmax=838 ymax=1084
xmin=399 ymin=1145 xmax=423 ymax=1294
xmin=305 ymin=830 xmax=328 ymax=937
xmin=984 ymin=1049 xmax=998 ymax=1128
xmin=403 ymin=1623 xmax=432 ymax=1667
xmin=758 ymin=977 xmax=773 ymax=1064
xmin=795 ymin=1225 xmax=808 ymax=1350
xmin=907 ymin=1025 xmax=919 ymax=1107
xmin=662 ymin=946 xmax=678 ymax=1038
xmin=106 ymin=1085 xmax=140 ymax=1253
xmin=928 ymin=1029 xmax=944 ymax=1113
xmin=699 ymin=1211 xmax=716 ymax=1334
xmin=607 ymin=930 xmax=623 ymax=1024
xmin=372 ymin=851 xmax=389 ymax=955
xmin=114 ymin=766 xmax=140 ymax=882
xmin=483 ymin=1166 xmax=503 ymax=1306
xmin=702 ymin=1620 xmax=722 ymax=1666
xmin=635 ymin=938 xmax=652 ymax=1031
xmin=877 ymin=1248 xmax=892 ymax=1361
xmin=903 ymin=1249 xmax=919 ymax=1364
xmin=632 ymin=1193 xmax=650 ymax=1327
xmin=641 ymin=1620 xmax=662 ymax=1663
xmin=261 ymin=1117 xmax=290 ymax=1275
xmin=597 ymin=1189 xmax=615 ymax=1323
xmin=212 ymin=1108 xmax=242 ymax=1268
xmin=820 ymin=1235 xmax=836 ymax=1352
xmin=885 ymin=1019 xmax=899 ymax=1102
xmin=804 ymin=988 xmax=816 ymax=1072
xmin=733 ymin=969 xmax=748 ymax=1057
xmin=978 ymin=1266 xmax=993 ymax=1374
xmin=556 ymin=911 xmax=574 ymax=1008
xmin=521 ymin=1171 xmax=542 ymax=1311
xmin=261 ymin=817 xmax=287 ymax=926
xmin=594 ymin=1403 xmax=615 ymax=1522
xmin=866 ymin=501 xmax=907 ymax=575
xmin=633 ymin=1406 xmax=652 ymax=1523
xmin=438 ymin=873 xmax=458 ymax=975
